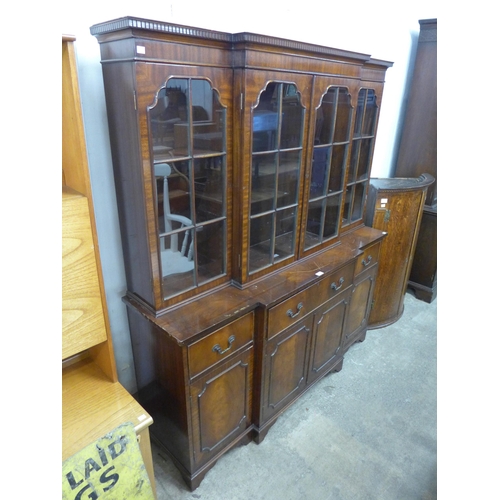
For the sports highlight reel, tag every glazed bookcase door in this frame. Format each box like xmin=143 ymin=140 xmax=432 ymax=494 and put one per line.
xmin=136 ymin=64 xmax=234 ymax=308
xmin=302 ymin=81 xmax=354 ymax=254
xmin=235 ymin=71 xmax=312 ymax=285
xmin=342 ymin=88 xmax=379 ymax=229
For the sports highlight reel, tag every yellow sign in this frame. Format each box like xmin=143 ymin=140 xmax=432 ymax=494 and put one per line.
xmin=62 ymin=422 xmax=154 ymax=499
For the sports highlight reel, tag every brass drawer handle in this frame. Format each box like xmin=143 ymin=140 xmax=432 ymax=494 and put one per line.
xmin=212 ymin=335 xmax=235 ymax=355
xmin=362 ymin=255 xmax=372 ymax=267
xmin=331 ymin=277 xmax=345 ymax=291
xmin=286 ymin=302 xmax=303 ymax=318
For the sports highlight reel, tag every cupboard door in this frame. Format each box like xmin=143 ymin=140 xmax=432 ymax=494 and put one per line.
xmin=344 ymin=265 xmax=378 ymax=349
xmin=136 ymin=63 xmax=234 ymax=308
xmin=307 ymin=289 xmax=350 ymax=384
xmin=261 ymin=315 xmax=313 ymax=421
xmin=189 ymin=346 xmax=253 ymax=466
xmin=303 ymin=82 xmax=354 ymax=253
xmin=235 ymin=71 xmax=312 ymax=284
xmin=342 ymin=88 xmax=379 ymax=228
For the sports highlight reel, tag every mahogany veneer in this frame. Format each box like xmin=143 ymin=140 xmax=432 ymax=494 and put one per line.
xmin=90 ymin=17 xmax=392 ymax=490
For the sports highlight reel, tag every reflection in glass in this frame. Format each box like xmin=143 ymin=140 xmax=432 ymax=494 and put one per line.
xmin=305 ymin=87 xmax=352 ymax=250
xmin=249 ymin=82 xmax=305 ymax=274
xmin=149 ymin=78 xmax=227 ymax=299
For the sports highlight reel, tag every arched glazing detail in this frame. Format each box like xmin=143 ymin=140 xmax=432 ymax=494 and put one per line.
xmin=148 ymin=78 xmax=227 ymax=299
xmin=249 ymin=82 xmax=305 ymax=274
xmin=304 ymin=87 xmax=352 ymax=250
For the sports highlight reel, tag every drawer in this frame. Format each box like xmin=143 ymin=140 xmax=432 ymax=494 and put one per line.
xmin=187 ymin=313 xmax=254 ymax=379
xmin=316 ymin=262 xmax=354 ymax=300
xmin=354 ymin=242 xmax=380 ymax=276
xmin=267 ymin=262 xmax=354 ymax=339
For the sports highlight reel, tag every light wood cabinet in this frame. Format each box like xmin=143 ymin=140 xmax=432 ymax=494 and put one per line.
xmin=90 ymin=17 xmax=392 ymax=490
xmin=62 ymin=35 xmax=156 ymax=496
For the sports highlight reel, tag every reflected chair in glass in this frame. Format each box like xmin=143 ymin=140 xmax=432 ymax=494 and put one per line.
xmin=155 ymin=163 xmax=194 ymax=277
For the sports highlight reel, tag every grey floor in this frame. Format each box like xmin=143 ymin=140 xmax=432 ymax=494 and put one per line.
xmin=151 ymin=291 xmax=437 ymax=500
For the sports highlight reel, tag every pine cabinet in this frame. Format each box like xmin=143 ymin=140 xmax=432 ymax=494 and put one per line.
xmin=91 ymin=17 xmax=392 ymax=490
xmin=62 ymin=35 xmax=156 ymax=495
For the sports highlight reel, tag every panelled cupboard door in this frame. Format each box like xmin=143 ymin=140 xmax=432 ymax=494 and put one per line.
xmin=261 ymin=315 xmax=313 ymax=422
xmin=344 ymin=265 xmax=378 ymax=349
xmin=234 ymin=71 xmax=313 ymax=285
xmin=307 ymin=288 xmax=351 ymax=384
xmin=189 ymin=346 xmax=253 ymax=466
xmin=135 ymin=63 xmax=235 ymax=309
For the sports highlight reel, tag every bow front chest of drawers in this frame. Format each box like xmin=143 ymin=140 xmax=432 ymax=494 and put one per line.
xmin=91 ymin=17 xmax=392 ymax=490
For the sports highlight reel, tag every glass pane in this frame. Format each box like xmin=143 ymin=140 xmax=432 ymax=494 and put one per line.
xmin=155 ymin=161 xmax=192 ymax=233
xmin=251 ymin=153 xmax=277 ymax=215
xmin=281 ymin=84 xmax=304 ymax=149
xmin=249 ymin=213 xmax=273 ymax=273
xmin=328 ymin=144 xmax=347 ymax=193
xmin=333 ymin=88 xmax=352 ymax=143
xmin=277 ymin=150 xmax=301 ymax=208
xmin=192 ymin=80 xmax=225 ymax=155
xmin=253 ymin=83 xmax=280 ymax=152
xmin=353 ymin=88 xmax=366 ymax=138
xmin=362 ymin=89 xmax=377 ymax=136
xmin=149 ymin=77 xmax=228 ymax=300
xmin=194 ymin=158 xmax=224 ymax=222
xmin=196 ymin=220 xmax=225 ymax=284
xmin=348 ymin=140 xmax=360 ymax=184
xmin=314 ymin=88 xmax=336 ymax=145
xmin=323 ymin=194 xmax=341 ymax=239
xmin=304 ymin=198 xmax=324 ymax=249
xmin=310 ymin=147 xmax=330 ymax=198
xmin=274 ymin=207 xmax=296 ymax=261
xmin=351 ymin=183 xmax=366 ymax=221
xmin=356 ymin=139 xmax=372 ymax=181
xmin=151 ymin=79 xmax=189 ymax=159
xmin=160 ymin=229 xmax=196 ymax=297
xmin=342 ymin=185 xmax=353 ymax=226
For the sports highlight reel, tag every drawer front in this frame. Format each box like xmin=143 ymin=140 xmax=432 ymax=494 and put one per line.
xmin=188 ymin=313 xmax=254 ymax=379
xmin=267 ymin=262 xmax=354 ymax=338
xmin=316 ymin=262 xmax=354 ymax=301
xmin=354 ymin=242 xmax=380 ymax=276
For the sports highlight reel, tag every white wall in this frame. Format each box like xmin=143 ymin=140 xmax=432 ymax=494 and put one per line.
xmin=63 ymin=1 xmax=437 ymax=393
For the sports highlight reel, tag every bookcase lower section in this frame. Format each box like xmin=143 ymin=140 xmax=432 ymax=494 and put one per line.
xmin=125 ymin=227 xmax=384 ymax=491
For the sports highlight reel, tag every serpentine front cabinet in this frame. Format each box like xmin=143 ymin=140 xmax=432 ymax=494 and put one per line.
xmin=91 ymin=17 xmax=392 ymax=490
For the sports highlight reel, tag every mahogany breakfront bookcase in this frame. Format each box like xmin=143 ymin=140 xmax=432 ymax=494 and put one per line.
xmin=91 ymin=17 xmax=393 ymax=490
